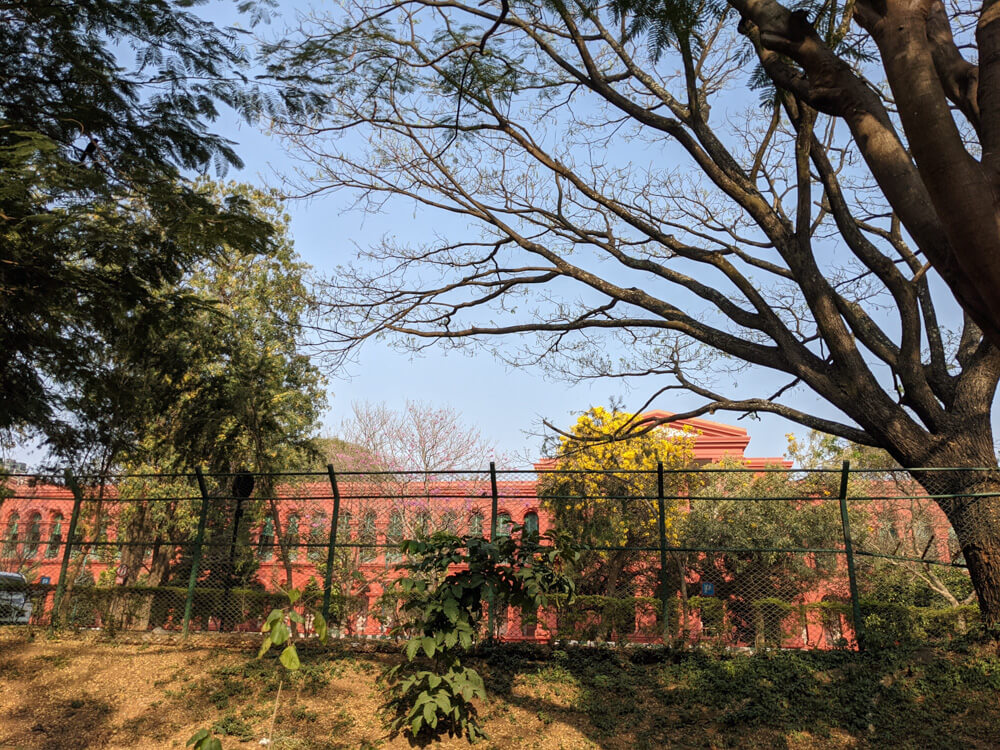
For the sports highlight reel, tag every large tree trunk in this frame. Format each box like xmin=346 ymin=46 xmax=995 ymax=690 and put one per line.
xmin=906 ymin=466 xmax=1000 ymax=633
xmin=941 ymin=491 xmax=1000 ymax=631
xmin=898 ymin=423 xmax=1000 ymax=631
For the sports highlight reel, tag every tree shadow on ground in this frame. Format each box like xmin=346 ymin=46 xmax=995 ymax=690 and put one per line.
xmin=3 ymin=693 xmax=116 ymax=749
xmin=475 ymin=642 xmax=1000 ymax=749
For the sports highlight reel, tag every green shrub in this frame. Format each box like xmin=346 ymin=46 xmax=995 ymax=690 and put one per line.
xmin=382 ymin=528 xmax=578 ymax=743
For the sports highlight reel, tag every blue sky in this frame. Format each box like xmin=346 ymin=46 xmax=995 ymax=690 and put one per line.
xmin=243 ymin=134 xmax=798 ymax=463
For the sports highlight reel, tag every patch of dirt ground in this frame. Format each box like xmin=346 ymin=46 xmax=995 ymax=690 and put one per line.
xmin=0 ymin=630 xmax=599 ymax=750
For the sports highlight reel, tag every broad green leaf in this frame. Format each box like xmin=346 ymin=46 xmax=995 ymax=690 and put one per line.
xmin=271 ymin=620 xmax=290 ymax=645
xmin=421 ymin=636 xmax=435 ymax=658
xmin=406 ymin=638 xmax=420 ymax=661
xmin=279 ymin=644 xmax=301 ymax=671
xmin=206 ymin=739 xmax=222 ymax=750
xmin=289 ymin=610 xmax=304 ymax=624
xmin=288 ymin=588 xmax=301 ymax=604
xmin=443 ymin=597 xmax=459 ymax=623
xmin=187 ymin=729 xmax=208 ymax=746
xmin=257 ymin=638 xmax=272 ymax=658
xmin=314 ymin=611 xmax=328 ymax=643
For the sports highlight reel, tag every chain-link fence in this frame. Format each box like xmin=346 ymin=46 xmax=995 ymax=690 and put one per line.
xmin=0 ymin=464 xmax=990 ymax=649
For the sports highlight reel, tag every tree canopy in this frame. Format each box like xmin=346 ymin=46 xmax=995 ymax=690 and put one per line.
xmin=0 ymin=0 xmax=277 ymax=441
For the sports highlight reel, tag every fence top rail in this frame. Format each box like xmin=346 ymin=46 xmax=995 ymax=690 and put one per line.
xmin=5 ymin=465 xmax=1000 ymax=482
xmin=6 ymin=465 xmax=1000 ymax=486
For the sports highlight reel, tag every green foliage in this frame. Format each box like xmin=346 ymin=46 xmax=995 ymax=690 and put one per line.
xmin=678 ymin=456 xmax=845 ymax=644
xmin=1 ymin=0 xmax=280 ymax=443
xmin=187 ymin=728 xmax=223 ymax=750
xmin=860 ymin=600 xmax=981 ymax=649
xmin=382 ymin=528 xmax=578 ymax=743
xmin=210 ymin=713 xmax=255 ymax=741
xmin=121 ymin=181 xmax=326 ymax=476
xmin=478 ymin=642 xmax=1000 ymax=747
xmin=258 ymin=587 xmax=330 ymax=674
xmin=547 ymin=593 xmax=661 ymax=642
xmin=76 ymin=183 xmax=327 ymax=610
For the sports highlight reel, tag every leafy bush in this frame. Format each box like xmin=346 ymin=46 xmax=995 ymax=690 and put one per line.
xmin=382 ymin=528 xmax=578 ymax=743
xmin=548 ymin=593 xmax=661 ymax=642
xmin=860 ymin=600 xmax=980 ymax=648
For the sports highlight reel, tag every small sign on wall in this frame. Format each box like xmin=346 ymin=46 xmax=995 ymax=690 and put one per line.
xmin=40 ymin=576 xmax=50 ymax=585
xmin=700 ymin=581 xmax=715 ymax=596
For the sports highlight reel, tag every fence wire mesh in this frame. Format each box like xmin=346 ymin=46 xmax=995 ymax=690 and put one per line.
xmin=0 ymin=464 xmax=992 ymax=649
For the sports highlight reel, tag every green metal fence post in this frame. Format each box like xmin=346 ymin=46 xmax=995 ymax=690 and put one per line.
xmin=182 ymin=467 xmax=211 ymax=638
xmin=488 ymin=462 xmax=499 ymax=641
xmin=838 ymin=459 xmax=865 ymax=650
xmin=51 ymin=469 xmax=84 ymax=628
xmin=656 ymin=461 xmax=671 ymax=641
xmin=322 ymin=463 xmax=342 ymax=622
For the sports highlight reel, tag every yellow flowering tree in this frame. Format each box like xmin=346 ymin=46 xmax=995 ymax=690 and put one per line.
xmin=538 ymin=407 xmax=697 ymax=599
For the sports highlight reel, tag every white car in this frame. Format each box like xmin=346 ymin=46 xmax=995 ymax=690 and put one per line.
xmin=0 ymin=571 xmax=33 ymax=624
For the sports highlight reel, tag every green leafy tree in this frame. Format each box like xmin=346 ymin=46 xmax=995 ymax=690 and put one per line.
xmin=383 ymin=528 xmax=577 ymax=743
xmin=91 ymin=184 xmax=327 ymax=622
xmin=788 ymin=431 xmax=977 ymax=615
xmin=1 ymin=0 xmax=277 ymax=442
xmin=158 ymin=183 xmax=326 ymax=595
xmin=680 ymin=456 xmax=844 ymax=645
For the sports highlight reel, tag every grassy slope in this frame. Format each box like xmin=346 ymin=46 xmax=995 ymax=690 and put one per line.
xmin=0 ymin=631 xmax=998 ymax=749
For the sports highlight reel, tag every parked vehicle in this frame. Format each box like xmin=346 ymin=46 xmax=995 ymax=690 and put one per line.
xmin=0 ymin=571 xmax=32 ymax=624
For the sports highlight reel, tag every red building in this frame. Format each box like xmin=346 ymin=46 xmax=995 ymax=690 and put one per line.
xmin=6 ymin=414 xmax=945 ymax=647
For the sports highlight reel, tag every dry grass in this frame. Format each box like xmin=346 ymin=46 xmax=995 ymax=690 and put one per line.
xmin=0 ymin=630 xmax=596 ymax=750
xmin=1 ymin=629 xmax=999 ymax=749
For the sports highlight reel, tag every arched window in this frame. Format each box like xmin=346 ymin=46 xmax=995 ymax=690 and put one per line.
xmin=523 ymin=512 xmax=539 ymax=541
xmin=25 ymin=513 xmax=42 ymax=559
xmin=46 ymin=513 xmax=63 ymax=558
xmin=93 ymin=515 xmax=110 ymax=562
xmin=69 ymin=519 xmax=84 ymax=559
xmin=283 ymin=514 xmax=301 ymax=561
xmin=3 ymin=513 xmax=20 ymax=557
xmin=308 ymin=512 xmax=328 ymax=562
xmin=258 ymin=517 xmax=275 ymax=561
xmin=414 ymin=509 xmax=431 ymax=538
xmin=496 ymin=512 xmax=512 ymax=539
xmin=338 ymin=510 xmax=353 ymax=539
xmin=468 ymin=512 xmax=484 ymax=537
xmin=440 ymin=510 xmax=458 ymax=534
xmin=386 ymin=510 xmax=404 ymax=563
xmin=360 ymin=510 xmax=377 ymax=562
